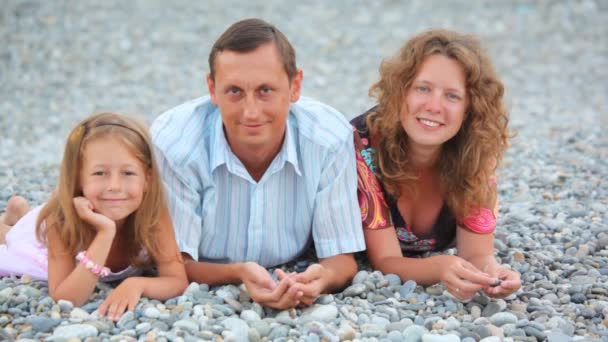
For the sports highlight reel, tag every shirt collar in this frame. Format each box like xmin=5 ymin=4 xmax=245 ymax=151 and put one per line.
xmin=210 ymin=111 xmax=301 ymax=178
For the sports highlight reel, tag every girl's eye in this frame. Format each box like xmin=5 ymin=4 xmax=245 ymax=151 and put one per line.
xmin=124 ymin=171 xmax=136 ymax=176
xmin=93 ymin=171 xmax=104 ymax=176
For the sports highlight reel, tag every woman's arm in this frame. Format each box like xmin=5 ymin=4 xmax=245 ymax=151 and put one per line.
xmin=365 ymin=227 xmax=497 ymax=300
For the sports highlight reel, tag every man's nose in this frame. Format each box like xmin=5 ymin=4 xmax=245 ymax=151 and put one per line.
xmin=243 ymin=94 xmax=261 ymax=118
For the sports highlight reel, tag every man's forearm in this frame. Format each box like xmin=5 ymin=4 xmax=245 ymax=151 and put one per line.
xmin=318 ymin=253 xmax=358 ymax=292
xmin=183 ymin=255 xmax=244 ymax=285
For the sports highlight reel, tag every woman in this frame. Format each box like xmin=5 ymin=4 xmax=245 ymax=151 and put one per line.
xmin=353 ymin=29 xmax=521 ymax=300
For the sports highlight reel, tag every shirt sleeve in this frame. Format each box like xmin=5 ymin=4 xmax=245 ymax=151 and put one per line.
xmin=459 ymin=178 xmax=498 ymax=234
xmin=311 ymin=130 xmax=366 ymax=258
xmin=154 ymin=146 xmax=203 ymax=261
xmin=354 ymin=130 xmax=393 ymax=230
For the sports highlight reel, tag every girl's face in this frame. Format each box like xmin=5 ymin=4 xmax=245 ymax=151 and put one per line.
xmin=400 ymin=54 xmax=467 ymax=152
xmin=79 ymin=136 xmax=149 ymax=227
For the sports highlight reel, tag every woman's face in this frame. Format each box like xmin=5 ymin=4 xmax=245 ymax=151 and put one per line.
xmin=400 ymin=54 xmax=467 ymax=151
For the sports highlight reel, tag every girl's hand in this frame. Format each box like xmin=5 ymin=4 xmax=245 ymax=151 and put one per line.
xmin=72 ymin=197 xmax=115 ymax=233
xmin=482 ymin=266 xmax=521 ymax=298
xmin=98 ymin=278 xmax=144 ymax=321
xmin=437 ymin=255 xmax=498 ymax=301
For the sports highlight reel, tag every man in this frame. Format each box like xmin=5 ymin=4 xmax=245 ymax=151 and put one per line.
xmin=151 ymin=18 xmax=365 ymax=309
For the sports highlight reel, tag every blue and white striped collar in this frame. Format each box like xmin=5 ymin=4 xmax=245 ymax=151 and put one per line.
xmin=210 ymin=110 xmax=301 ymax=181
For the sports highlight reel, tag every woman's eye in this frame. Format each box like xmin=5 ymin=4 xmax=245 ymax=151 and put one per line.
xmin=93 ymin=171 xmax=104 ymax=176
xmin=447 ymin=93 xmax=461 ymax=101
xmin=417 ymin=86 xmax=429 ymax=92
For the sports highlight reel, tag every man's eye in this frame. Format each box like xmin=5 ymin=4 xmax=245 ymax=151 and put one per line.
xmin=260 ymin=87 xmax=272 ymax=94
xmin=228 ymin=88 xmax=240 ymax=95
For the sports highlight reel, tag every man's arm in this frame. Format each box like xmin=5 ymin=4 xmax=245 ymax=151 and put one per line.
xmin=184 ymin=253 xmax=303 ymax=309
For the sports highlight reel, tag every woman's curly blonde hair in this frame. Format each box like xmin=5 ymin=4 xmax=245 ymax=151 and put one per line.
xmin=367 ymin=29 xmax=509 ymax=220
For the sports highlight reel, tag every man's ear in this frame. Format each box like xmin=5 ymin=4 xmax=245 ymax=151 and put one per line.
xmin=207 ymin=74 xmax=218 ymax=105
xmin=289 ymin=69 xmax=303 ymax=102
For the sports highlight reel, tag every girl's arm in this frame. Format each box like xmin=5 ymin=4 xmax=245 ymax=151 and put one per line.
xmin=365 ymin=227 xmax=497 ymax=300
xmin=138 ymin=206 xmax=188 ymax=299
xmin=47 ymin=221 xmax=116 ymax=307
xmin=97 ymin=207 xmax=187 ymax=320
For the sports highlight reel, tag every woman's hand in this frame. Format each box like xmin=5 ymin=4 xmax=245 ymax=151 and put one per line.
xmin=482 ymin=265 xmax=521 ymax=298
xmin=436 ymin=255 xmax=498 ymax=301
xmin=98 ymin=278 xmax=144 ymax=321
xmin=72 ymin=197 xmax=115 ymax=234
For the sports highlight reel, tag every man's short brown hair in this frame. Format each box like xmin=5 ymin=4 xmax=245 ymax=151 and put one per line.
xmin=208 ymin=18 xmax=297 ymax=81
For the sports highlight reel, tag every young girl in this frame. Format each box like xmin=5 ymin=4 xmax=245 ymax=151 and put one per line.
xmin=0 ymin=112 xmax=188 ymax=320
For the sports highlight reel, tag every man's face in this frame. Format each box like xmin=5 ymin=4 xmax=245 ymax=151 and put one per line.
xmin=207 ymin=43 xmax=302 ymax=156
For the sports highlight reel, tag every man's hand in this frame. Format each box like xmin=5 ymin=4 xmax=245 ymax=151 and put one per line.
xmin=98 ymin=278 xmax=144 ymax=321
xmin=240 ymin=262 xmax=303 ymax=310
xmin=277 ymin=264 xmax=329 ymax=306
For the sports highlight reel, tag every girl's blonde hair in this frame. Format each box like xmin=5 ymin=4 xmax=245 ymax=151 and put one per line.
xmin=36 ymin=112 xmax=167 ymax=266
xmin=368 ymin=29 xmax=509 ymax=220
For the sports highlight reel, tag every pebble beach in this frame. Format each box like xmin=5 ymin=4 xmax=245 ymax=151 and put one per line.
xmin=1 ymin=1 xmax=607 ymax=341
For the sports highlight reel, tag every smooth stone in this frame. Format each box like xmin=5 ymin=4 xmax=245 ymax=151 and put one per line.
xmin=315 ymin=294 xmax=334 ymax=305
xmin=338 ymin=322 xmax=356 ymax=341
xmin=547 ymin=331 xmax=572 ymax=342
xmin=302 ymin=304 xmax=338 ymax=322
xmin=482 ymin=302 xmax=503 ymax=317
xmin=388 ymin=330 xmax=404 ymax=341
xmin=571 ymin=293 xmax=586 ymax=304
xmin=26 ymin=316 xmax=61 ymax=333
xmin=173 ymin=319 xmax=199 ymax=333
xmin=386 ymin=322 xmax=410 ymax=332
xmin=403 ymin=325 xmax=427 ymax=342
xmin=421 ymin=333 xmax=460 ymax=342
xmin=115 ymin=311 xmax=134 ymax=329
xmin=250 ymin=320 xmax=271 ymax=337
xmin=400 ymin=280 xmax=417 ymax=298
xmin=70 ymin=307 xmax=90 ymax=320
xmin=57 ymin=299 xmax=74 ymax=312
xmin=343 ymin=283 xmax=367 ymax=297
xmin=143 ymin=307 xmax=161 ymax=318
xmin=267 ymin=325 xmax=289 ymax=339
xmin=246 ymin=327 xmax=261 ymax=342
xmin=480 ymin=337 xmax=501 ymax=342
xmin=221 ymin=317 xmax=249 ymax=342
xmin=385 ymin=274 xmax=402 ymax=286
xmin=352 ymin=270 xmax=369 ymax=284
xmin=523 ymin=326 xmax=546 ymax=340
xmin=135 ymin=322 xmax=151 ymax=335
xmin=473 ymin=325 xmax=492 ymax=339
xmin=240 ymin=309 xmax=261 ymax=322
xmin=52 ymin=324 xmax=98 ymax=339
xmin=489 ymin=312 xmax=518 ymax=326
